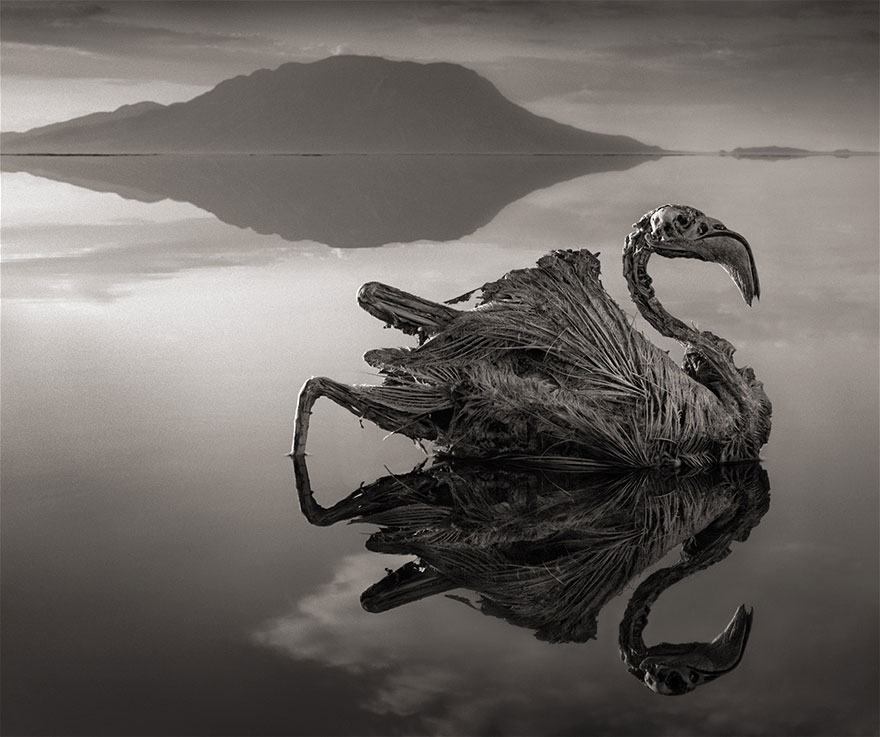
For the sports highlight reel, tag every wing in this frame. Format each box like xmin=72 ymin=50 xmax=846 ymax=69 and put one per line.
xmin=368 ymin=250 xmax=680 ymax=391
xmin=367 ymin=249 xmax=733 ymax=466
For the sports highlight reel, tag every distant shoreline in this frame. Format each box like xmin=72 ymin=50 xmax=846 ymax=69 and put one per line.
xmin=1 ymin=151 xmax=877 ymax=158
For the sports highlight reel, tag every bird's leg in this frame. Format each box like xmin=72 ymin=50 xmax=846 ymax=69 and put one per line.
xmin=358 ymin=282 xmax=459 ymax=342
xmin=291 ymin=376 xmax=448 ymax=457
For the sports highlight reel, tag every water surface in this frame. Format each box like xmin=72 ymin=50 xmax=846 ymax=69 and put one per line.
xmin=2 ymin=154 xmax=878 ymax=735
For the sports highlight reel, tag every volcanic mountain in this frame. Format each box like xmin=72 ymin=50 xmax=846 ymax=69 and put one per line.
xmin=1 ymin=56 xmax=658 ymax=154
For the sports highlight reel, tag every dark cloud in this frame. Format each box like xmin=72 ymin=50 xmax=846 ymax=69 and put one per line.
xmin=0 ymin=1 xmax=108 ymax=24
xmin=1 ymin=2 xmax=262 ymax=52
xmin=1 ymin=0 xmax=877 ymax=147
xmin=0 ymin=0 xmax=286 ymax=85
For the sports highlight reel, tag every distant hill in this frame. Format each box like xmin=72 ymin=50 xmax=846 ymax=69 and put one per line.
xmin=720 ymin=146 xmax=859 ymax=159
xmin=1 ymin=102 xmax=166 ymax=150
xmin=723 ymin=146 xmax=813 ymax=157
xmin=0 ymin=56 xmax=659 ymax=154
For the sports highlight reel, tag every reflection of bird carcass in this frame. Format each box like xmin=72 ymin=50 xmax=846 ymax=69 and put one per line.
xmin=292 ymin=204 xmax=771 ymax=468
xmin=293 ymin=456 xmax=770 ymax=695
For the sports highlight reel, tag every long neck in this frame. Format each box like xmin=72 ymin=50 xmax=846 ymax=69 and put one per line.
xmin=622 ymin=232 xmax=755 ymax=421
xmin=619 ymin=465 xmax=770 ymax=663
xmin=618 ymin=535 xmax=733 ymax=663
xmin=623 ymin=233 xmax=701 ymax=346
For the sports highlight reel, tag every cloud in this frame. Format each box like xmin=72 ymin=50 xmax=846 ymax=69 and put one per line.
xmin=253 ymin=554 xmax=465 ymax=721
xmin=0 ymin=1 xmax=287 ymax=86
xmin=0 ymin=1 xmax=108 ymax=26
xmin=252 ymin=553 xmax=607 ymax=735
xmin=2 ymin=4 xmax=230 ymax=51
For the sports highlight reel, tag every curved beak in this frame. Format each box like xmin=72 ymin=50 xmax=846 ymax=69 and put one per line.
xmin=697 ymin=229 xmax=761 ymax=305
xmin=650 ymin=221 xmax=761 ymax=306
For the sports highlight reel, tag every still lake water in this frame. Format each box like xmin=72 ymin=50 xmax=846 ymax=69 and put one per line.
xmin=1 ymin=154 xmax=878 ymax=736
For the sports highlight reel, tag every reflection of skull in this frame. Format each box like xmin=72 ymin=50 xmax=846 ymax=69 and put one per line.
xmin=642 ymin=662 xmax=702 ymax=695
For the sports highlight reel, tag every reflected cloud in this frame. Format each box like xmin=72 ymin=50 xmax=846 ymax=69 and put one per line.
xmin=255 ymin=551 xmax=602 ymax=735
xmin=3 ymin=154 xmax=875 ymax=355
xmin=256 ymin=552 xmax=461 ymax=720
xmin=0 ymin=216 xmax=297 ymax=301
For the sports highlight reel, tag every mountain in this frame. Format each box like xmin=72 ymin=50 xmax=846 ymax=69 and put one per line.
xmin=0 ymin=56 xmax=658 ymax=154
xmin=1 ymin=102 xmax=166 ymax=150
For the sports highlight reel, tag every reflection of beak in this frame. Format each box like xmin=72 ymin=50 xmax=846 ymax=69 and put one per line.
xmin=699 ymin=603 xmax=753 ymax=675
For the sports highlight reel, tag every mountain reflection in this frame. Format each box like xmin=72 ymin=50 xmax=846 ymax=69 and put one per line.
xmin=1 ymin=154 xmax=655 ymax=248
xmin=294 ymin=456 xmax=770 ymax=695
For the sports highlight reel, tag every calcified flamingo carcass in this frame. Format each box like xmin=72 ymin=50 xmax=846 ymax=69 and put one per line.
xmin=292 ymin=205 xmax=771 ymax=468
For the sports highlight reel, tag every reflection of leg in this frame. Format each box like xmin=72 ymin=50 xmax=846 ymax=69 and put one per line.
xmin=291 ymin=452 xmax=364 ymax=526
xmin=358 ymin=281 xmax=459 ymax=339
xmin=291 ymin=454 xmax=433 ymax=527
xmin=291 ymin=452 xmax=332 ymax=525
xmin=291 ymin=376 xmax=450 ymax=457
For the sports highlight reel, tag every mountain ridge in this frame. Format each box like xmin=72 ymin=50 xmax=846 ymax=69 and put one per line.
xmin=1 ymin=56 xmax=660 ymax=154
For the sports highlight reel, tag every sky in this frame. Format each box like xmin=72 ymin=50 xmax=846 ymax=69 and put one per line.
xmin=0 ymin=0 xmax=878 ymax=151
